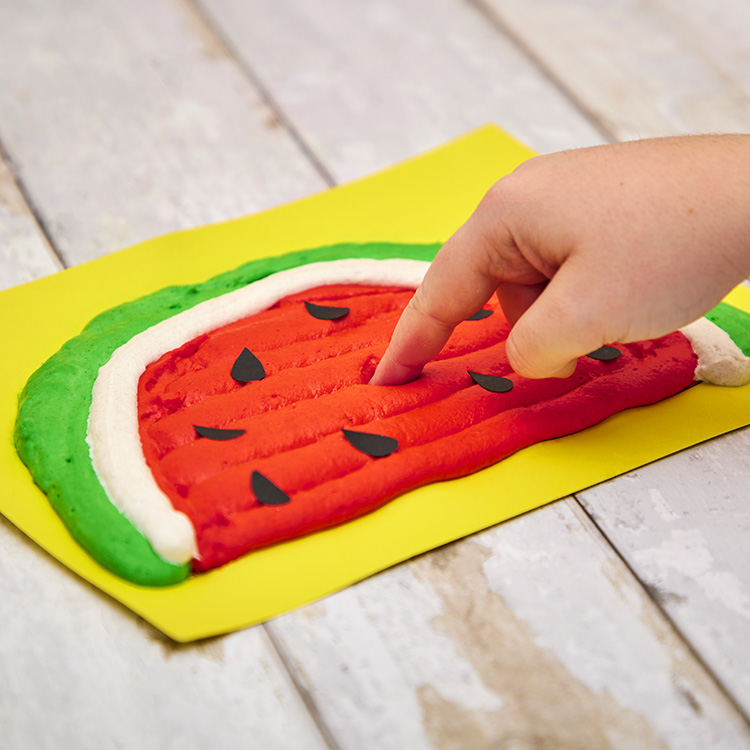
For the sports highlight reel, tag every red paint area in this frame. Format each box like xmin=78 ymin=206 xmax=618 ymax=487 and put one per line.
xmin=137 ymin=283 xmax=698 ymax=572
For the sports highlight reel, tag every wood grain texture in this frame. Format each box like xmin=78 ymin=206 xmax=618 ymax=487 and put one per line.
xmin=270 ymin=501 xmax=750 ymax=749
xmin=0 ymin=0 xmax=325 ymax=267
xmin=578 ymin=426 xmax=750 ymax=717
xmin=198 ymin=0 xmax=606 ymax=184
xmin=2 ymin=0 xmax=750 ymax=748
xmin=654 ymin=0 xmax=750 ymax=97
xmin=0 ymin=517 xmax=331 ymax=750
xmin=0 ymin=155 xmax=61 ymax=291
xmin=475 ymin=0 xmax=750 ymax=139
xmin=0 ymin=0 xmax=331 ymax=746
xmin=472 ymin=0 xmax=750 ymax=717
xmin=197 ymin=0 xmax=750 ymax=738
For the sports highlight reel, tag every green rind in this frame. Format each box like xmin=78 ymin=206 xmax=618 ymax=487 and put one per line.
xmin=15 ymin=241 xmax=441 ymax=586
xmin=706 ymin=301 xmax=750 ymax=357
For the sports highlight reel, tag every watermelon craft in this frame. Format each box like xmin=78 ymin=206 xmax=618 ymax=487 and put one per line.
xmin=15 ymin=242 xmax=750 ymax=586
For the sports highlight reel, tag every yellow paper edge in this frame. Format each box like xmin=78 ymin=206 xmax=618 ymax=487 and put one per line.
xmin=2 ymin=124 xmax=749 ymax=641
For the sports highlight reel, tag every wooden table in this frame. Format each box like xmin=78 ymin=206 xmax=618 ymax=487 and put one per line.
xmin=2 ymin=1 xmax=749 ymax=747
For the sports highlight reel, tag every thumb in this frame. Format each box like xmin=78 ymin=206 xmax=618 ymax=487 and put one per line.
xmin=505 ymin=261 xmax=606 ymax=379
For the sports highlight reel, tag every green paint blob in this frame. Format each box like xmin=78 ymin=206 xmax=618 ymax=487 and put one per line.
xmin=706 ymin=301 xmax=750 ymax=357
xmin=15 ymin=242 xmax=441 ymax=586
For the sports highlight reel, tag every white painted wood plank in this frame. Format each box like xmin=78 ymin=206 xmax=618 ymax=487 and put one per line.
xmin=653 ymin=0 xmax=750 ymax=96
xmin=476 ymin=0 xmax=750 ymax=139
xmin=199 ymin=0 xmax=606 ymax=184
xmin=0 ymin=515 xmax=331 ymax=750
xmin=3 ymin=2 xmax=748 ymax=748
xmin=199 ymin=0 xmax=750 ymax=735
xmin=0 ymin=0 xmax=326 ymax=267
xmin=470 ymin=0 xmax=750 ymax=715
xmin=0 ymin=1 xmax=333 ymax=746
xmin=270 ymin=501 xmax=750 ymax=749
xmin=0 ymin=156 xmax=61 ymax=291
xmin=578 ymin=426 xmax=750 ymax=717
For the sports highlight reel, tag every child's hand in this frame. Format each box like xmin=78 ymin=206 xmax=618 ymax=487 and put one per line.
xmin=371 ymin=135 xmax=750 ymax=385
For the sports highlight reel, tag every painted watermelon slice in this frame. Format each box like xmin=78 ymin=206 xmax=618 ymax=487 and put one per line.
xmin=14 ymin=242 xmax=750 ymax=586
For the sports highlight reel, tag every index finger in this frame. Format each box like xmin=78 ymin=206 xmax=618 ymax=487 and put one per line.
xmin=370 ymin=223 xmax=504 ymax=385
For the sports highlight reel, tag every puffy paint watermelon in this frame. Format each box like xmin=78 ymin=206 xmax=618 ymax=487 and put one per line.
xmin=14 ymin=242 xmax=750 ymax=586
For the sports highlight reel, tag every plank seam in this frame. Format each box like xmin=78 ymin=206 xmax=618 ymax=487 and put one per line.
xmin=568 ymin=493 xmax=750 ymax=730
xmin=264 ymin=622 xmax=345 ymax=750
xmin=0 ymin=135 xmax=67 ymax=270
xmin=464 ymin=0 xmax=618 ymax=146
xmin=184 ymin=0 xmax=337 ymax=188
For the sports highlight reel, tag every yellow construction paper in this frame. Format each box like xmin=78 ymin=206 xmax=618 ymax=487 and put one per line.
xmin=2 ymin=125 xmax=750 ymax=641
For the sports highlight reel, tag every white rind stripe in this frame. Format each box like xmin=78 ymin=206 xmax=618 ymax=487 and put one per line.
xmin=680 ymin=317 xmax=750 ymax=387
xmin=88 ymin=256 xmax=749 ymax=565
xmin=87 ymin=259 xmax=429 ymax=565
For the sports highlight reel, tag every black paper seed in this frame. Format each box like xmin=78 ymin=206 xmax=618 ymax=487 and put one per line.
xmin=342 ymin=428 xmax=398 ymax=458
xmin=586 ymin=346 xmax=621 ymax=361
xmin=466 ymin=309 xmax=494 ymax=321
xmin=304 ymin=301 xmax=350 ymax=320
xmin=251 ymin=471 xmax=290 ymax=506
xmin=231 ymin=348 xmax=265 ymax=382
xmin=194 ymin=425 xmax=246 ymax=441
xmin=469 ymin=371 xmax=514 ymax=393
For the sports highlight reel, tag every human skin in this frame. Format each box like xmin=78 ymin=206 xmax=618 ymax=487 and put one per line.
xmin=371 ymin=135 xmax=750 ymax=384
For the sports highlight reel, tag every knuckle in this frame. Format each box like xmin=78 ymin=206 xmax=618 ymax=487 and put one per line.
xmin=409 ymin=286 xmax=453 ymax=332
xmin=482 ymin=175 xmax=518 ymax=210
